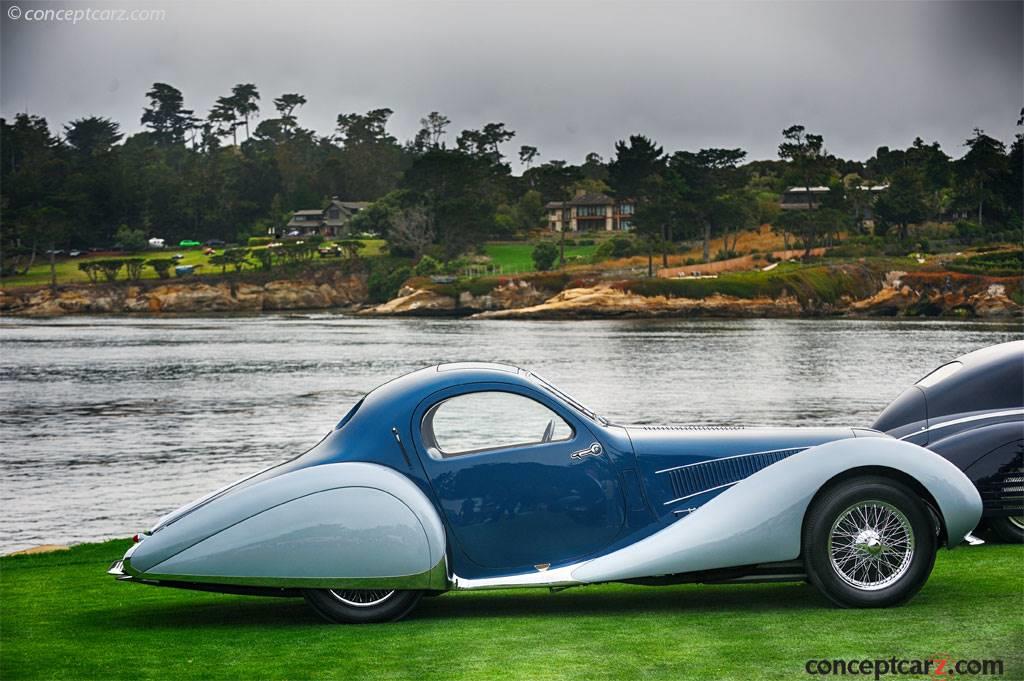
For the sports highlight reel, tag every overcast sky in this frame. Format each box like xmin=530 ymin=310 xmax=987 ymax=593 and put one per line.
xmin=1 ymin=0 xmax=1021 ymax=167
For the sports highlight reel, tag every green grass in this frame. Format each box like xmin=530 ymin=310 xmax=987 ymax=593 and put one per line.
xmin=2 ymin=540 xmax=1021 ymax=680
xmin=0 ymin=240 xmax=387 ymax=289
xmin=482 ymin=241 xmax=599 ymax=273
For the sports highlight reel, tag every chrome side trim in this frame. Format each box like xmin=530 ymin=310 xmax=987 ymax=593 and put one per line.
xmin=654 ymin=447 xmax=808 ymax=474
xmin=452 ymin=563 xmax=586 ymax=590
xmin=118 ymin=554 xmax=450 ymax=591
xmin=662 ymin=482 xmax=738 ymax=506
xmin=898 ymin=409 xmax=1024 ymax=441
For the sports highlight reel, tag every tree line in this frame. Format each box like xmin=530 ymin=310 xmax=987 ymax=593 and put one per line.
xmin=2 ymin=80 xmax=1020 ymax=275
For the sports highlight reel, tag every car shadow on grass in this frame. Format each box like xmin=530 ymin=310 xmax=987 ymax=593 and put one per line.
xmin=89 ymin=582 xmax=830 ymax=630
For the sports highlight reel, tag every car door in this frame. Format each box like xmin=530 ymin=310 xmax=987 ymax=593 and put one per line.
xmin=410 ymin=383 xmax=626 ymax=574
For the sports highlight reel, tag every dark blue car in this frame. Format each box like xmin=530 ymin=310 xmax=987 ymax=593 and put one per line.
xmin=111 ymin=362 xmax=981 ymax=623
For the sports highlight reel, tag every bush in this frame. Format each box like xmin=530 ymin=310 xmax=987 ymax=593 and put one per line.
xmin=248 ymin=237 xmax=272 ymax=247
xmin=947 ymin=250 xmax=1023 ymax=277
xmin=78 ymin=261 xmax=103 ymax=283
xmin=594 ymin=236 xmax=636 ymax=260
xmin=532 ymin=242 xmax=559 ymax=271
xmin=413 ymin=254 xmax=442 ymax=276
xmin=97 ymin=259 xmax=123 ymax=282
xmin=367 ymin=262 xmax=412 ymax=303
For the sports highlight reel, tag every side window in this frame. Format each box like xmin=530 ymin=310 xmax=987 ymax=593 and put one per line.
xmin=422 ymin=391 xmax=573 ymax=458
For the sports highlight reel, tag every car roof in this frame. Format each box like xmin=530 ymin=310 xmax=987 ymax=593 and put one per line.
xmin=920 ymin=341 xmax=1024 ymax=418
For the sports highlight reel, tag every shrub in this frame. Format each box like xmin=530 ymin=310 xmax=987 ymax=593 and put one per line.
xmin=947 ymin=250 xmax=1023 ymax=277
xmin=532 ymin=242 xmax=560 ymax=271
xmin=594 ymin=236 xmax=636 ymax=260
xmin=367 ymin=261 xmax=412 ymax=303
xmin=413 ymin=254 xmax=442 ymax=276
xmin=77 ymin=261 xmax=103 ymax=283
xmin=248 ymin=237 xmax=272 ymax=247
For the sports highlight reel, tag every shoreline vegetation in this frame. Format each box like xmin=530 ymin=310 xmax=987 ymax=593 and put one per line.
xmin=2 ymin=246 xmax=1021 ymax=319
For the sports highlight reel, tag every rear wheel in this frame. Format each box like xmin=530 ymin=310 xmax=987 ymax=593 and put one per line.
xmin=988 ymin=515 xmax=1024 ymax=543
xmin=803 ymin=476 xmax=936 ymax=608
xmin=303 ymin=589 xmax=423 ymax=624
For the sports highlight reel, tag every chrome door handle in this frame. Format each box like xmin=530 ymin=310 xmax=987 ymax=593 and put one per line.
xmin=570 ymin=443 xmax=603 ymax=460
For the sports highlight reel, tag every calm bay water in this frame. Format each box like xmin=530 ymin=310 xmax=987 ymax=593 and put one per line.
xmin=0 ymin=314 xmax=1019 ymax=553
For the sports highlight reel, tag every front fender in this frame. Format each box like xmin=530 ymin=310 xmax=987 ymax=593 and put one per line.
xmin=125 ymin=462 xmax=447 ymax=590
xmin=572 ymin=437 xmax=981 ymax=584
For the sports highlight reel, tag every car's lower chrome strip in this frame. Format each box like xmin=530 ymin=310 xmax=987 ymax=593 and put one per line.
xmin=898 ymin=409 xmax=1024 ymax=441
xmin=117 ymin=555 xmax=450 ymax=591
xmin=451 ymin=563 xmax=587 ymax=590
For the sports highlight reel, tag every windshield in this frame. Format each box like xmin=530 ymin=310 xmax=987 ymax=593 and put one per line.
xmin=526 ymin=371 xmax=608 ymax=425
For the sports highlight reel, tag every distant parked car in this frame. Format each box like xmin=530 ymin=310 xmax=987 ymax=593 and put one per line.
xmin=205 ymin=239 xmax=226 ymax=248
xmin=170 ymin=254 xmax=185 ymax=262
xmin=174 ymin=265 xmax=196 ymax=277
xmin=203 ymin=247 xmax=216 ymax=255
xmin=148 ymin=238 xmax=166 ymax=249
xmin=178 ymin=240 xmax=201 ymax=248
xmin=874 ymin=341 xmax=1023 ymax=542
xmin=68 ymin=250 xmax=82 ymax=257
xmin=287 ymin=230 xmax=302 ymax=237
xmin=318 ymin=246 xmax=342 ymax=258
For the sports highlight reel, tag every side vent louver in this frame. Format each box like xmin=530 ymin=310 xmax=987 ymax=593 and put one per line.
xmin=660 ymin=448 xmax=805 ymax=503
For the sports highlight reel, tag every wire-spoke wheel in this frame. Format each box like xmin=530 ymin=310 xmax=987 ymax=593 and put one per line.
xmin=828 ymin=501 xmax=915 ymax=590
xmin=304 ymin=588 xmax=423 ymax=624
xmin=804 ymin=476 xmax=936 ymax=608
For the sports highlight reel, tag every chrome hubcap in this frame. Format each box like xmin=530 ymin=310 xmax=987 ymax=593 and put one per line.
xmin=328 ymin=589 xmax=396 ymax=607
xmin=1008 ymin=515 xmax=1024 ymax=531
xmin=829 ymin=500 xmax=915 ymax=591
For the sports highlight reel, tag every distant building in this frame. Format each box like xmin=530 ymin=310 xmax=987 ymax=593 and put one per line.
xmin=779 ymin=185 xmax=888 ymax=211
xmin=275 ymin=197 xmax=371 ymax=238
xmin=545 ymin=191 xmax=636 ymax=232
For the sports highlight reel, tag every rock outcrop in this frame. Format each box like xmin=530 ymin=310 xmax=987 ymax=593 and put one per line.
xmin=0 ymin=271 xmax=368 ymax=316
xmin=471 ymin=285 xmax=803 ymax=319
xmin=849 ymin=271 xmax=1022 ymax=318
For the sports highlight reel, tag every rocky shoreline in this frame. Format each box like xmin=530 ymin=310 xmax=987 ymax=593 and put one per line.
xmin=2 ymin=267 xmax=1020 ymax=319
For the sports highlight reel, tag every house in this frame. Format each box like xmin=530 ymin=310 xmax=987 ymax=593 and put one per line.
xmin=275 ymin=197 xmax=371 ymax=238
xmin=779 ymin=185 xmax=888 ymax=212
xmin=545 ymin=191 xmax=636 ymax=232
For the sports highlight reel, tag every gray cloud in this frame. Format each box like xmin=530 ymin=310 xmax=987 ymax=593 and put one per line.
xmin=2 ymin=0 xmax=1021 ymax=166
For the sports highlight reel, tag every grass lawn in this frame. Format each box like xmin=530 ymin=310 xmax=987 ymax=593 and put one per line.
xmin=1 ymin=540 xmax=1021 ymax=680
xmin=483 ymin=241 xmax=599 ymax=274
xmin=0 ymin=240 xmax=387 ymax=289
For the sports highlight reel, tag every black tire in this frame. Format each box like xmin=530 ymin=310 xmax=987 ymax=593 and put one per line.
xmin=803 ymin=476 xmax=937 ymax=608
xmin=987 ymin=515 xmax=1024 ymax=543
xmin=303 ymin=589 xmax=423 ymax=624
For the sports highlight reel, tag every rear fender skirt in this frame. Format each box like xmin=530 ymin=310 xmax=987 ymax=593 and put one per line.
xmin=570 ymin=437 xmax=981 ymax=584
xmin=126 ymin=462 xmax=447 ymax=589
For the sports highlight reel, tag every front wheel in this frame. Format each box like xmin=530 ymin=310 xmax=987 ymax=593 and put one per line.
xmin=303 ymin=589 xmax=423 ymax=624
xmin=803 ymin=476 xmax=937 ymax=608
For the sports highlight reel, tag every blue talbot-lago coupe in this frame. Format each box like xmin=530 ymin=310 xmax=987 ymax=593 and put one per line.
xmin=110 ymin=363 xmax=983 ymax=623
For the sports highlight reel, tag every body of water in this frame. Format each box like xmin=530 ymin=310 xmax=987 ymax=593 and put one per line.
xmin=0 ymin=314 xmax=1019 ymax=553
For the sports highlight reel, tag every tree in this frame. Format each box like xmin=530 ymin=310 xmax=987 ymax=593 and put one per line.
xmin=123 ymin=258 xmax=146 ymax=281
xmin=778 ymin=125 xmax=831 ymax=253
xmin=209 ymin=96 xmax=240 ymax=145
xmin=273 ymin=93 xmax=307 ymax=135
xmin=63 ymin=117 xmax=123 ymax=156
xmin=223 ymin=248 xmax=251 ymax=272
xmin=608 ymin=135 xmax=664 ymax=199
xmin=956 ymin=129 xmax=1008 ymax=229
xmin=518 ymin=145 xmax=539 ymax=169
xmin=415 ymin=112 xmax=450 ymax=150
xmin=336 ymin=109 xmax=397 ymax=146
xmin=141 ymin=83 xmax=193 ymax=145
xmin=97 ymin=259 xmax=124 ymax=282
xmin=457 ymin=123 xmax=515 ymax=164
xmin=146 ymin=258 xmax=175 ymax=279
xmin=230 ymin=84 xmax=260 ymax=140
xmin=532 ymin=242 xmax=559 ymax=271
xmin=388 ymin=205 xmax=435 ymax=260
xmin=874 ymin=166 xmax=928 ymax=240
xmin=78 ymin=261 xmax=103 ymax=283
xmin=115 ymin=225 xmax=147 ymax=252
